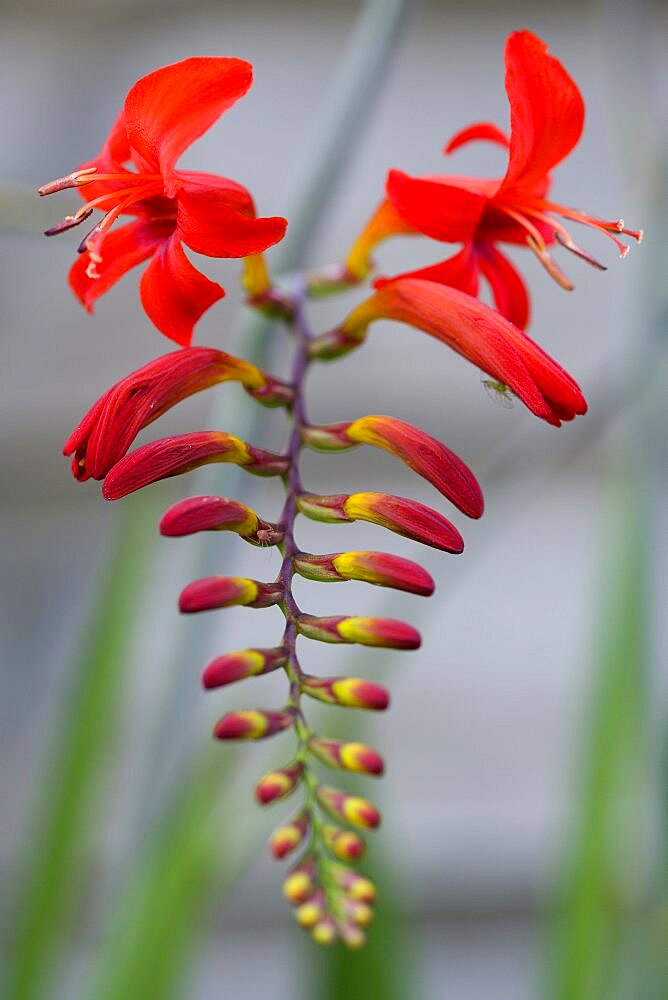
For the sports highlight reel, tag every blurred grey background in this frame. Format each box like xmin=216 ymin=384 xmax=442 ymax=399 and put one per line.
xmin=1 ymin=1 xmax=665 ymax=998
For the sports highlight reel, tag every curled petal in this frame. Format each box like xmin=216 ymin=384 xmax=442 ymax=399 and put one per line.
xmin=316 ymin=786 xmax=381 ymax=830
xmin=303 ymin=415 xmax=482 ymax=518
xmin=214 ymin=707 xmax=295 ymax=741
xmin=139 ymin=233 xmax=224 ymax=347
xmin=202 ymin=647 xmax=286 ymax=689
xmin=269 ymin=811 xmax=310 ymax=859
xmin=64 ymin=348 xmax=279 ymax=482
xmin=177 ymin=185 xmax=287 ymax=258
xmin=160 ymin=495 xmax=283 ymax=545
xmin=255 ymin=761 xmax=304 ymax=805
xmin=374 ymin=241 xmax=480 ymax=296
xmin=444 ymin=121 xmax=510 ymax=155
xmin=178 ymin=576 xmax=282 ymax=613
xmin=297 ymin=492 xmax=465 ymax=553
xmin=102 ymin=432 xmax=287 ymax=500
xmin=309 ymin=737 xmax=385 ymax=776
xmin=301 ymin=675 xmax=390 ymax=711
xmin=333 ymin=279 xmax=587 ymax=425
xmin=502 ymin=30 xmax=585 ymax=192
xmin=298 ymin=614 xmax=420 ymax=651
xmin=294 ymin=550 xmax=434 ymax=596
xmin=123 ymin=57 xmax=253 ymax=190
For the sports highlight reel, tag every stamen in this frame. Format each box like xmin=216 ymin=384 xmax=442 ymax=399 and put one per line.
xmin=38 ymin=167 xmax=98 ymax=196
xmin=554 ymin=231 xmax=607 ymax=270
xmin=526 ymin=235 xmax=574 ymax=291
xmin=44 ymin=208 xmax=93 ymax=237
xmin=522 ymin=198 xmax=642 ymax=256
xmin=498 ymin=205 xmax=548 ymax=250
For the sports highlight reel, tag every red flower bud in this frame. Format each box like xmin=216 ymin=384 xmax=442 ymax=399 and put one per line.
xmin=159 ymin=495 xmax=284 ymax=545
xmin=269 ymin=811 xmax=310 ymax=859
xmin=303 ymin=415 xmax=483 ymax=518
xmin=302 ymin=675 xmax=389 ymax=710
xmin=283 ymin=856 xmax=317 ymax=904
xmin=309 ymin=737 xmax=385 ymax=776
xmin=316 ymin=786 xmax=381 ymax=829
xmin=322 ymin=825 xmax=366 ymax=861
xmin=178 ymin=576 xmax=282 ymax=613
xmin=255 ymin=760 xmax=304 ymax=805
xmin=297 ymin=491 xmax=466 ymax=551
xmin=298 ymin=614 xmax=420 ymax=650
xmin=63 ymin=347 xmax=291 ymax=482
xmin=314 ymin=279 xmax=587 ymax=426
xmin=294 ymin=550 xmax=434 ymax=596
xmin=214 ymin=707 xmax=295 ymax=740
xmin=102 ymin=432 xmax=287 ymax=500
xmin=201 ymin=647 xmax=286 ymax=689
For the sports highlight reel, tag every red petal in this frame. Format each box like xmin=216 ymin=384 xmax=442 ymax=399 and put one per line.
xmin=123 ymin=58 xmax=253 ymax=192
xmin=176 ymin=184 xmax=287 ymax=258
xmin=502 ymin=30 xmax=585 ymax=192
xmin=476 ymin=244 xmax=530 ymax=329
xmin=69 ymin=218 xmax=167 ymax=312
xmin=444 ymin=121 xmax=510 ymax=155
xmin=178 ymin=171 xmax=256 ymax=214
xmin=374 ymin=243 xmax=480 ymax=296
xmin=386 ymin=169 xmax=486 ymax=243
xmin=139 ymin=233 xmax=225 ymax=346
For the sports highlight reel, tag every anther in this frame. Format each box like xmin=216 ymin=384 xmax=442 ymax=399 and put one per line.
xmin=38 ymin=167 xmax=98 ymax=197
xmin=44 ymin=208 xmax=93 ymax=237
xmin=554 ymin=231 xmax=607 ymax=271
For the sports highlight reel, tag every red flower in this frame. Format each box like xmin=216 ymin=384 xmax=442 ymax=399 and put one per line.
xmin=346 ymin=30 xmax=641 ymax=329
xmin=40 ymin=57 xmax=287 ymax=345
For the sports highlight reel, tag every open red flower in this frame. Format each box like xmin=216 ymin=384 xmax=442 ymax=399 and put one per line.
xmin=346 ymin=30 xmax=641 ymax=329
xmin=40 ymin=57 xmax=287 ymax=345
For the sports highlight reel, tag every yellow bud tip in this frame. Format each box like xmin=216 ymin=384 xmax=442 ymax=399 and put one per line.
xmin=312 ymin=922 xmax=337 ymax=946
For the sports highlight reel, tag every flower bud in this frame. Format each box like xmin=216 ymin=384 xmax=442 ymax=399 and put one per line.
xmin=294 ymin=550 xmax=434 ymax=596
xmin=322 ymin=825 xmax=366 ymax=861
xmin=302 ymin=676 xmax=389 ymax=711
xmin=298 ymin=614 xmax=420 ymax=650
xmin=102 ymin=432 xmax=288 ymax=500
xmin=304 ymin=416 xmax=483 ymax=519
xmin=179 ymin=576 xmax=282 ymax=613
xmin=344 ymin=899 xmax=374 ymax=928
xmin=64 ymin=347 xmax=291 ymax=482
xmin=214 ymin=708 xmax=295 ymax=741
xmin=309 ymin=738 xmax=385 ymax=776
xmin=332 ymin=867 xmax=377 ymax=903
xmin=318 ymin=279 xmax=587 ymax=426
xmin=294 ymin=892 xmax=326 ymax=928
xmin=339 ymin=922 xmax=367 ymax=949
xmin=255 ymin=760 xmax=304 ymax=805
xmin=160 ymin=495 xmax=283 ymax=545
xmin=283 ymin=856 xmax=317 ymax=904
xmin=316 ymin=786 xmax=381 ymax=829
xmin=202 ymin=647 xmax=286 ymax=689
xmin=311 ymin=917 xmax=337 ymax=946
xmin=269 ymin=811 xmax=309 ymax=859
xmin=297 ymin=491 xmax=465 ymax=552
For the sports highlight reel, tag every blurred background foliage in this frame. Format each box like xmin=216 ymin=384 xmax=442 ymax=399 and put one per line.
xmin=1 ymin=1 xmax=666 ymax=998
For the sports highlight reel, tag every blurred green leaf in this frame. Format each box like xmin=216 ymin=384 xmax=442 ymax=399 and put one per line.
xmin=547 ymin=467 xmax=647 ymax=1000
xmin=4 ymin=500 xmax=159 ymax=1000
